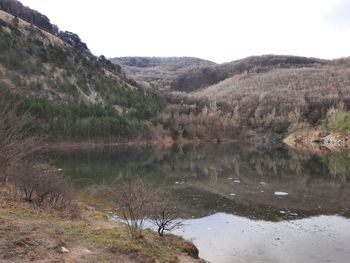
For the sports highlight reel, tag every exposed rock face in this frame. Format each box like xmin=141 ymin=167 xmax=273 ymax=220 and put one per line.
xmin=284 ymin=130 xmax=350 ymax=151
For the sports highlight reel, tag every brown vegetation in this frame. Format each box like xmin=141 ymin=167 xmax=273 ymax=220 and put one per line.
xmin=191 ymin=62 xmax=350 ymax=133
xmin=9 ymin=163 xmax=79 ymax=217
xmin=112 ymin=57 xmax=216 ymax=90
xmin=155 ymin=99 xmax=240 ymax=141
xmin=171 ymin=55 xmax=324 ymax=92
xmin=112 ymin=178 xmax=155 ymax=237
xmin=112 ymin=178 xmax=184 ymax=238
xmin=0 ymin=195 xmax=203 ymax=263
xmin=0 ymin=91 xmax=40 ymax=181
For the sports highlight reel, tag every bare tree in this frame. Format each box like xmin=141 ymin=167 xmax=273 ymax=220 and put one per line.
xmin=112 ymin=178 xmax=184 ymax=238
xmin=113 ymin=178 xmax=155 ymax=237
xmin=11 ymin=163 xmax=79 ymax=217
xmin=0 ymin=91 xmax=41 ymax=182
xmin=152 ymin=205 xmax=183 ymax=237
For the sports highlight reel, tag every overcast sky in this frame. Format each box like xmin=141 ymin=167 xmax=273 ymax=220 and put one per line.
xmin=19 ymin=0 xmax=350 ymax=63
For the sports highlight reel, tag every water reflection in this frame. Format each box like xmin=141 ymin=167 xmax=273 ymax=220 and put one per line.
xmin=45 ymin=143 xmax=350 ymax=263
xmin=174 ymin=213 xmax=350 ymax=263
xmin=46 ymin=143 xmax=350 ymax=220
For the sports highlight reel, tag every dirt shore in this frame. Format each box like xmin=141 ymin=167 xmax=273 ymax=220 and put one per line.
xmin=0 ymin=187 xmax=206 ymax=263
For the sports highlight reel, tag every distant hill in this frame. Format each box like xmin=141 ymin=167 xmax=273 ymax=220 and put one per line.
xmin=111 ymin=53 xmax=350 ymax=135
xmin=190 ymin=58 xmax=350 ymax=132
xmin=171 ymin=55 xmax=325 ymax=92
xmin=111 ymin=55 xmax=325 ymax=92
xmin=111 ymin=57 xmax=216 ymax=90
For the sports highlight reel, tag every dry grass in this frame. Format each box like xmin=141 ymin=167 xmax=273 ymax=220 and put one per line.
xmin=0 ymin=188 xmax=202 ymax=263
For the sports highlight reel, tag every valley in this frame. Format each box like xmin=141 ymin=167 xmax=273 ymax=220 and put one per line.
xmin=0 ymin=0 xmax=350 ymax=263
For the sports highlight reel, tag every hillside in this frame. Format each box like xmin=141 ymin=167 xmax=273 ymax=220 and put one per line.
xmin=112 ymin=55 xmax=325 ymax=92
xmin=2 ymin=0 xmax=350 ymax=142
xmin=111 ymin=57 xmax=216 ymax=90
xmin=171 ymin=55 xmax=325 ymax=92
xmin=0 ymin=3 xmax=160 ymax=140
xmin=190 ymin=59 xmax=350 ymax=133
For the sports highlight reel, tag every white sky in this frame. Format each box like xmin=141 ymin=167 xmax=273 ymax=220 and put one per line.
xmin=19 ymin=0 xmax=350 ymax=63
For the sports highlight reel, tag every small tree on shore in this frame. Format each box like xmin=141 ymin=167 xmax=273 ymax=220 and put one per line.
xmin=152 ymin=205 xmax=183 ymax=237
xmin=113 ymin=178 xmax=155 ymax=237
xmin=112 ymin=178 xmax=183 ymax=238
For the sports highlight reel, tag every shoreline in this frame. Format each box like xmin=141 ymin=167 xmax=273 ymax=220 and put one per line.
xmin=41 ymin=137 xmax=240 ymax=152
xmin=0 ymin=185 xmax=206 ymax=263
xmin=283 ymin=130 xmax=350 ymax=152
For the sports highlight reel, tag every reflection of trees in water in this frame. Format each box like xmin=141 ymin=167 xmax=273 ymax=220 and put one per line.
xmin=322 ymin=153 xmax=350 ymax=182
xmin=49 ymin=143 xmax=350 ymax=187
xmin=47 ymin=143 xmax=350 ymax=219
xmin=168 ymin=144 xmax=300 ymax=182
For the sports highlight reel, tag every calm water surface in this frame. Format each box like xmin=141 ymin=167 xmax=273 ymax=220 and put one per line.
xmin=47 ymin=143 xmax=350 ymax=263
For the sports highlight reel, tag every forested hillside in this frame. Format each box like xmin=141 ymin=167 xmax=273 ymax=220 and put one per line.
xmin=0 ymin=3 xmax=160 ymax=141
xmin=111 ymin=57 xmax=216 ymax=90
xmin=2 ymin=0 xmax=350 ymax=144
xmin=191 ymin=59 xmax=350 ymax=133
xmin=114 ymin=55 xmax=324 ymax=92
xmin=171 ymin=55 xmax=324 ymax=92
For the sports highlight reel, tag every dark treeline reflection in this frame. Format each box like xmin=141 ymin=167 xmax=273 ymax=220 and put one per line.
xmin=43 ymin=143 xmax=350 ymax=220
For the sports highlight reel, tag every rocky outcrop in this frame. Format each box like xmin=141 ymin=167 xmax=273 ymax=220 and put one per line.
xmin=283 ymin=130 xmax=350 ymax=151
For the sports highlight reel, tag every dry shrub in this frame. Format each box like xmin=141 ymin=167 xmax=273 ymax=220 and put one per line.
xmin=112 ymin=178 xmax=183 ymax=238
xmin=10 ymin=163 xmax=79 ymax=218
xmin=151 ymin=200 xmax=183 ymax=237
xmin=112 ymin=178 xmax=156 ymax=237
xmin=0 ymin=90 xmax=41 ymax=182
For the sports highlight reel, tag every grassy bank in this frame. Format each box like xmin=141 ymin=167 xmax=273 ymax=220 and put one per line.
xmin=0 ymin=186 xmax=204 ymax=263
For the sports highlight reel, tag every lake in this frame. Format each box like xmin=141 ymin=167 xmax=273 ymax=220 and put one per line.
xmin=46 ymin=143 xmax=350 ymax=263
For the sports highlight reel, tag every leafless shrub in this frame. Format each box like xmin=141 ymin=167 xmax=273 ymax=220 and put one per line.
xmin=150 ymin=201 xmax=183 ymax=237
xmin=11 ymin=163 xmax=78 ymax=217
xmin=0 ymin=91 xmax=41 ymax=182
xmin=156 ymin=101 xmax=239 ymax=141
xmin=112 ymin=178 xmax=183 ymax=238
xmin=112 ymin=178 xmax=156 ymax=237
